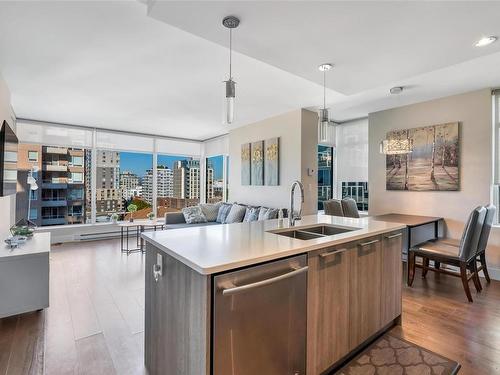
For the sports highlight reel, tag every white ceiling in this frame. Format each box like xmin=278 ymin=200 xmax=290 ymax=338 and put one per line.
xmin=0 ymin=1 xmax=500 ymax=141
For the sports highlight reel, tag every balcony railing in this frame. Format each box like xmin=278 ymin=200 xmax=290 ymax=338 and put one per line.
xmin=44 ymin=146 xmax=68 ymax=154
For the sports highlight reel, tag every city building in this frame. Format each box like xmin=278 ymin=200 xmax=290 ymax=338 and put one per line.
xmin=173 ymin=159 xmax=205 ymax=200
xmin=16 ymin=144 xmax=86 ymax=226
xmin=142 ymin=165 xmax=173 ymax=204
xmin=119 ymin=171 xmax=140 ymax=200
xmin=16 ymin=143 xmax=42 ymax=225
xmin=94 ymin=150 xmax=123 ymax=218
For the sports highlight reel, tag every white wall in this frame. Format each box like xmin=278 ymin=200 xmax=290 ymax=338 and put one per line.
xmin=0 ymin=72 xmax=16 ymax=239
xmin=336 ymin=118 xmax=368 ymax=196
xmin=368 ymin=89 xmax=500 ymax=276
xmin=229 ymin=109 xmax=318 ymax=214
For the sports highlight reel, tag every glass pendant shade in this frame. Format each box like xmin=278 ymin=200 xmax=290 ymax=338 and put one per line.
xmin=379 ymin=138 xmax=413 ymax=155
xmin=223 ymin=79 xmax=236 ymax=125
xmin=318 ymin=108 xmax=332 ymax=143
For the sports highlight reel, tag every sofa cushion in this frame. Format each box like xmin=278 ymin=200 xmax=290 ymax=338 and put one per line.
xmin=225 ymin=204 xmax=247 ymax=224
xmin=200 ymin=202 xmax=221 ymax=222
xmin=258 ymin=207 xmax=279 ymax=221
xmin=243 ymin=206 xmax=260 ymax=222
xmin=216 ymin=203 xmax=232 ymax=224
xmin=182 ymin=206 xmax=207 ymax=224
xmin=164 ymin=211 xmax=187 ymax=224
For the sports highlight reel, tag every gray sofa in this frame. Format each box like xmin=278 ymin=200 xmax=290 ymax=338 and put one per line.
xmin=164 ymin=204 xmax=288 ymax=230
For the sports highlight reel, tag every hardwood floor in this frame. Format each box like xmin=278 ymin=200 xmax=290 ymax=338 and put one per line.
xmin=0 ymin=239 xmax=145 ymax=375
xmin=1 ymin=239 xmax=500 ymax=374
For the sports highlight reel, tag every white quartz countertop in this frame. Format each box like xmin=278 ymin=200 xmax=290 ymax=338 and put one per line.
xmin=1 ymin=232 xmax=51 ymax=261
xmin=141 ymin=215 xmax=406 ymax=275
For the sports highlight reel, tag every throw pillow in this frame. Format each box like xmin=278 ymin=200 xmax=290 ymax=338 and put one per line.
xmin=258 ymin=207 xmax=279 ymax=221
xmin=243 ymin=206 xmax=260 ymax=222
xmin=225 ymin=204 xmax=247 ymax=224
xmin=216 ymin=203 xmax=232 ymax=224
xmin=182 ymin=206 xmax=207 ymax=224
xmin=200 ymin=202 xmax=222 ymax=222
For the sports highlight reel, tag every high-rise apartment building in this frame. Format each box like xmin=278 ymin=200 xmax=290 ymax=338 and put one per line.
xmin=173 ymin=159 xmax=204 ymax=200
xmin=206 ymin=160 xmax=214 ymax=201
xmin=143 ymin=165 xmax=173 ymax=204
xmin=94 ymin=150 xmax=123 ymax=217
xmin=119 ymin=171 xmax=139 ymax=200
xmin=16 ymin=144 xmax=86 ymax=226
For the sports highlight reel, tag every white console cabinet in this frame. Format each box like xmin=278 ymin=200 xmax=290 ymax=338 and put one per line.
xmin=0 ymin=232 xmax=50 ymax=318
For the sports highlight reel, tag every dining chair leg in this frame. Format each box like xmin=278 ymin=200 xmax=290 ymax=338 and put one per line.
xmin=407 ymin=252 xmax=416 ymax=287
xmin=434 ymin=261 xmax=440 ymax=270
xmin=479 ymin=252 xmax=491 ymax=283
xmin=470 ymin=262 xmax=482 ymax=292
xmin=422 ymin=257 xmax=430 ymax=278
xmin=460 ymin=262 xmax=473 ymax=303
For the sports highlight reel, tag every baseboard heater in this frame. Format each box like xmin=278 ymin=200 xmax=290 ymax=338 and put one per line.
xmin=78 ymin=230 xmax=122 ymax=241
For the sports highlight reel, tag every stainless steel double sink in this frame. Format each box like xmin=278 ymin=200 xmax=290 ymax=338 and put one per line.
xmin=268 ymin=224 xmax=360 ymax=240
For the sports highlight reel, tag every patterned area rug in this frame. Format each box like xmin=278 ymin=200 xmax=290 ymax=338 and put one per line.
xmin=337 ymin=333 xmax=460 ymax=375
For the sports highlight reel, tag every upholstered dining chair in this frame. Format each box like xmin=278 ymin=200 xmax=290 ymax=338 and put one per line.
xmin=323 ymin=199 xmax=344 ymax=217
xmin=441 ymin=204 xmax=496 ymax=291
xmin=407 ymin=206 xmax=487 ymax=302
xmin=341 ymin=198 xmax=360 ymax=218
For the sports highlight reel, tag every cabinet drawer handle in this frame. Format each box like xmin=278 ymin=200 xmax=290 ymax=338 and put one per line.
xmin=319 ymin=248 xmax=348 ymax=259
xmin=221 ymin=266 xmax=308 ymax=296
xmin=385 ymin=233 xmax=402 ymax=239
xmin=358 ymin=239 xmax=379 ymax=247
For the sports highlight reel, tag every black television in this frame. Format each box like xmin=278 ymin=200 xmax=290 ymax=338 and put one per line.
xmin=0 ymin=120 xmax=18 ymax=196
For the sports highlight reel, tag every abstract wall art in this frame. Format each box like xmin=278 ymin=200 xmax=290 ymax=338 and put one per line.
xmin=386 ymin=122 xmax=459 ymax=191
xmin=241 ymin=143 xmax=251 ymax=185
xmin=264 ymin=137 xmax=279 ymax=186
xmin=251 ymin=141 xmax=264 ymax=186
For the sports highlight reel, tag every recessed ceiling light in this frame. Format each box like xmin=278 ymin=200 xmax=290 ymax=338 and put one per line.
xmin=390 ymin=86 xmax=404 ymax=95
xmin=475 ymin=36 xmax=497 ymax=47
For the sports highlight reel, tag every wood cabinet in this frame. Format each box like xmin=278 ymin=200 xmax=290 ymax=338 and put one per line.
xmin=307 ymin=244 xmax=354 ymax=375
xmin=380 ymin=231 xmax=403 ymax=327
xmin=307 ymin=231 xmax=403 ymax=375
xmin=348 ymin=236 xmax=382 ymax=347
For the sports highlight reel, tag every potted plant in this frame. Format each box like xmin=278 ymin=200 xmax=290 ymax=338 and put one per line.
xmin=147 ymin=212 xmax=155 ymax=221
xmin=127 ymin=204 xmax=138 ymax=222
xmin=110 ymin=212 xmax=119 ymax=224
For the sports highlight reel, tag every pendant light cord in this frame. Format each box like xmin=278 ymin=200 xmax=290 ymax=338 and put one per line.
xmin=229 ymin=28 xmax=232 ymax=79
xmin=323 ymin=69 xmax=326 ymax=110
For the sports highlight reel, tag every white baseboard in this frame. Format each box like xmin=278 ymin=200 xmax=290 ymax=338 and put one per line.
xmin=486 ymin=266 xmax=500 ymax=281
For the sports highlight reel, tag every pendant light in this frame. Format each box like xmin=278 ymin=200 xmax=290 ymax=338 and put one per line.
xmin=318 ymin=63 xmax=333 ymax=143
xmin=222 ymin=16 xmax=240 ymax=125
xmin=380 ymin=86 xmax=413 ymax=154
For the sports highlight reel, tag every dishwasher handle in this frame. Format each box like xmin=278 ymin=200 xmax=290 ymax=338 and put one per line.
xmin=221 ymin=266 xmax=308 ymax=296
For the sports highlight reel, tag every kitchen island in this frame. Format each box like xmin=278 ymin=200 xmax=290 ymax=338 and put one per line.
xmin=142 ymin=214 xmax=406 ymax=375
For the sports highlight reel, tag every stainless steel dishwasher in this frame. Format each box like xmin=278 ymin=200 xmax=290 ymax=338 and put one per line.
xmin=213 ymin=254 xmax=307 ymax=375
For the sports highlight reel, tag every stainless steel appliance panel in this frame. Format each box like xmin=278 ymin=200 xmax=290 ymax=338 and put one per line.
xmin=213 ymin=255 xmax=307 ymax=375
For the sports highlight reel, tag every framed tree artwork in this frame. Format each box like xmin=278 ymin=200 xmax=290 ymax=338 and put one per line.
xmin=386 ymin=122 xmax=459 ymax=191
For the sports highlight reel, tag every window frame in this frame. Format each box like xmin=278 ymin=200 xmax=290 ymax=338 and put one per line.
xmin=17 ymin=125 xmax=205 ymax=228
xmin=28 ymin=150 xmax=39 ymax=162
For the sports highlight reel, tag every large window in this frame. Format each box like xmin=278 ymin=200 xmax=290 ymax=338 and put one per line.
xmin=93 ymin=150 xmax=153 ymax=222
xmin=317 ymin=145 xmax=334 ymax=210
xmin=155 ymin=155 xmax=201 ymax=217
xmin=206 ymin=155 xmax=224 ymax=204
xmin=16 ymin=143 xmax=88 ymax=226
xmin=15 ymin=121 xmax=207 ymax=226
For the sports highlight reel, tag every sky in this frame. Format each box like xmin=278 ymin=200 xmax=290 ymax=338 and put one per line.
xmin=119 ymin=152 xmax=224 ymax=179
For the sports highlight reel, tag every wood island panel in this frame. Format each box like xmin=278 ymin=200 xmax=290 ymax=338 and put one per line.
xmin=307 ymin=244 xmax=354 ymax=375
xmin=145 ymin=243 xmax=211 ymax=375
